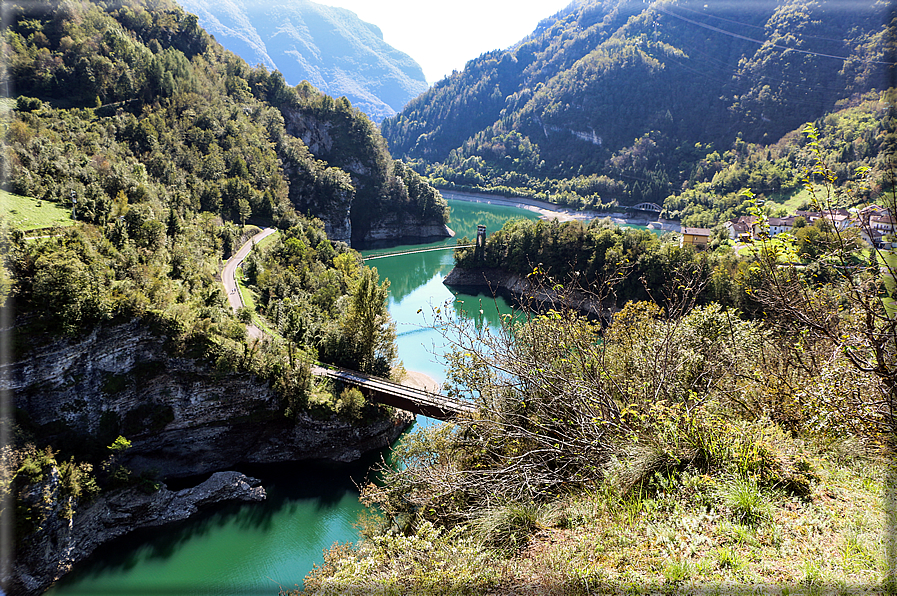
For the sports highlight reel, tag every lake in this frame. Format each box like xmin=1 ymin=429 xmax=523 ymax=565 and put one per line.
xmin=48 ymin=197 xmax=540 ymax=596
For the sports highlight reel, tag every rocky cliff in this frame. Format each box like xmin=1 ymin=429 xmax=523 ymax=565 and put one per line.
xmin=443 ymin=267 xmax=614 ymax=320
xmin=276 ymin=100 xmax=450 ymax=246
xmin=9 ymin=471 xmax=265 ymax=596
xmin=4 ymin=319 xmax=412 ymax=594
xmin=7 ymin=320 xmax=410 ymax=480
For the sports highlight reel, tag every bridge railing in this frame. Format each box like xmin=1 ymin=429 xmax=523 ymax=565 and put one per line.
xmin=313 ymin=362 xmax=477 ymax=415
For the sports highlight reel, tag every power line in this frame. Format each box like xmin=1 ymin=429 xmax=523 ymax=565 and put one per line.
xmin=673 ymin=3 xmax=853 ymax=44
xmin=655 ymin=6 xmax=896 ymax=66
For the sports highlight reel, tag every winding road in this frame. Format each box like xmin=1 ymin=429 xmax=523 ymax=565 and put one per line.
xmin=222 ymin=227 xmax=277 ymax=338
xmin=219 ymin=225 xmax=454 ymax=409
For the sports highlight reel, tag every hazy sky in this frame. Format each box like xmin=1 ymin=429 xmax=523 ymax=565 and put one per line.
xmin=321 ymin=0 xmax=574 ymax=84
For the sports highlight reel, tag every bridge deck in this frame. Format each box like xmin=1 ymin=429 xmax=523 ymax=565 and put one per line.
xmin=312 ymin=365 xmax=477 ymax=421
xmin=362 ymin=244 xmax=475 ymax=261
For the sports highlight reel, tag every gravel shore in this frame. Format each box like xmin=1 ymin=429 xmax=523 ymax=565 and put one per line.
xmin=439 ymin=189 xmax=678 ymax=230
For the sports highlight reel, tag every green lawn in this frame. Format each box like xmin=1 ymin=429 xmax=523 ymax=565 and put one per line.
xmin=1 ymin=190 xmax=74 ymax=230
xmin=765 ymin=187 xmax=814 ymax=215
xmin=255 ymin=229 xmax=279 ymax=251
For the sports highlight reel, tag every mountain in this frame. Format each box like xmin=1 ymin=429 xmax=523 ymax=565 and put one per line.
xmin=176 ymin=0 xmax=429 ymax=122
xmin=381 ymin=0 xmax=894 ymax=208
xmin=3 ymin=0 xmax=447 ymax=245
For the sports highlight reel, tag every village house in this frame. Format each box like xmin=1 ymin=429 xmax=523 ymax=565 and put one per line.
xmin=680 ymin=226 xmax=713 ymax=248
xmin=767 ymin=215 xmax=797 ymax=237
xmin=724 ymin=216 xmax=758 ymax=241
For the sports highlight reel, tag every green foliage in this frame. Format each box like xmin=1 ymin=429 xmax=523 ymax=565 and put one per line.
xmin=7 ymin=445 xmax=99 ymax=541
xmin=383 ymin=1 xmax=891 ymax=215
xmin=718 ymin=476 xmax=770 ymax=526
xmin=260 ymin=76 xmax=448 ymax=242
xmin=2 ymin=0 xmax=445 ymax=249
xmin=335 ymin=387 xmax=366 ymax=421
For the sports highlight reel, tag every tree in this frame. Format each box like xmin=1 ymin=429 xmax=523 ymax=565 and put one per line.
xmin=331 ymin=267 xmax=396 ymax=375
xmin=748 ymin=125 xmax=897 ymax=442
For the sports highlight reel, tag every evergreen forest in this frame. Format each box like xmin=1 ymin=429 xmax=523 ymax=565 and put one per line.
xmin=382 ymin=0 xmax=894 ymax=223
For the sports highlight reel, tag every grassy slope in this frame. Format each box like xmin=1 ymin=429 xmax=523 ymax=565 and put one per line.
xmin=509 ymin=450 xmax=891 ymax=593
xmin=1 ymin=190 xmax=74 ymax=230
xmin=301 ymin=442 xmax=894 ymax=594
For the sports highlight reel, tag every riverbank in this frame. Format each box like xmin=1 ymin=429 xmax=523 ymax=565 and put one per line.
xmin=401 ymin=370 xmax=441 ymax=393
xmin=443 ymin=267 xmax=615 ymax=321
xmin=439 ymin=189 xmax=680 ymax=230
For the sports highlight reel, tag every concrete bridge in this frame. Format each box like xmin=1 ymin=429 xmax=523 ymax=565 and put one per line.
xmin=312 ymin=364 xmax=477 ymax=421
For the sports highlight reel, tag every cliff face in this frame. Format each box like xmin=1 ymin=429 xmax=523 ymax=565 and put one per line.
xmin=9 ymin=471 xmax=265 ymax=596
xmin=4 ymin=319 xmax=411 ymax=594
xmin=443 ymin=267 xmax=613 ymax=320
xmin=357 ymin=212 xmax=453 ymax=245
xmin=7 ymin=320 xmax=410 ymax=479
xmin=277 ymin=103 xmax=450 ymax=246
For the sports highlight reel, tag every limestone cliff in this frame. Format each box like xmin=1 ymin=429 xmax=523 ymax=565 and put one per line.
xmin=276 ymin=97 xmax=450 ymax=246
xmin=4 ymin=319 xmax=411 ymax=594
xmin=443 ymin=267 xmax=614 ymax=320
xmin=7 ymin=320 xmax=410 ymax=479
xmin=8 ymin=471 xmax=265 ymax=596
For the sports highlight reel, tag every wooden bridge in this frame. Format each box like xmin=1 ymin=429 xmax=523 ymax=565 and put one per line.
xmin=362 ymin=244 xmax=475 ymax=261
xmin=312 ymin=365 xmax=477 ymax=421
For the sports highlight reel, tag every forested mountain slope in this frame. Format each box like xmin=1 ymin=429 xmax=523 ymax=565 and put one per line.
xmin=2 ymin=0 xmax=447 ymax=245
xmin=176 ymin=0 xmax=428 ymax=123
xmin=2 ymin=2 xmax=431 ymax=589
xmin=382 ymin=0 xmax=894 ymax=209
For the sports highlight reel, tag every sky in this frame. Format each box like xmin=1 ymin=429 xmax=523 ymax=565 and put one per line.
xmin=321 ymin=0 xmax=575 ymax=84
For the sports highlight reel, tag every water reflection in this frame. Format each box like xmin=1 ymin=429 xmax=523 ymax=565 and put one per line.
xmin=48 ymin=458 xmax=379 ymax=596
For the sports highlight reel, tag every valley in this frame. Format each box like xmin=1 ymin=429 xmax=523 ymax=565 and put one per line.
xmin=2 ymin=0 xmax=896 ymax=594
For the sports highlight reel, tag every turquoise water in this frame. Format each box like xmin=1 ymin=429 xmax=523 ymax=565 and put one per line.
xmin=362 ymin=199 xmax=539 ymax=384
xmin=47 ymin=459 xmax=375 ymax=596
xmin=48 ymin=198 xmax=539 ymax=596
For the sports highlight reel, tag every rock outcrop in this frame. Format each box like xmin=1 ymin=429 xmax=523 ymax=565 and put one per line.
xmin=4 ymin=319 xmax=413 ymax=594
xmin=6 ymin=320 xmax=411 ymax=479
xmin=443 ymin=267 xmax=615 ymax=320
xmin=276 ymin=103 xmax=450 ymax=247
xmin=9 ymin=471 xmax=266 ymax=596
xmin=356 ymin=211 xmax=453 ymax=245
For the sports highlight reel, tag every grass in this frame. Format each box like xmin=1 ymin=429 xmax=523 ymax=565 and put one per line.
xmin=765 ymin=188 xmax=814 ymax=215
xmin=299 ymin=442 xmax=897 ymax=595
xmin=1 ymin=189 xmax=74 ymax=230
xmin=235 ymin=266 xmax=257 ymax=311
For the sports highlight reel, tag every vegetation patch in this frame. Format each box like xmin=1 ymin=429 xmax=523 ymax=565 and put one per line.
xmin=1 ymin=189 xmax=74 ymax=231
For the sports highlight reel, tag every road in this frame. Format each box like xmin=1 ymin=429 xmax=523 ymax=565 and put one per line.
xmin=221 ymin=226 xmax=448 ymax=406
xmin=222 ymin=227 xmax=277 ymax=338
